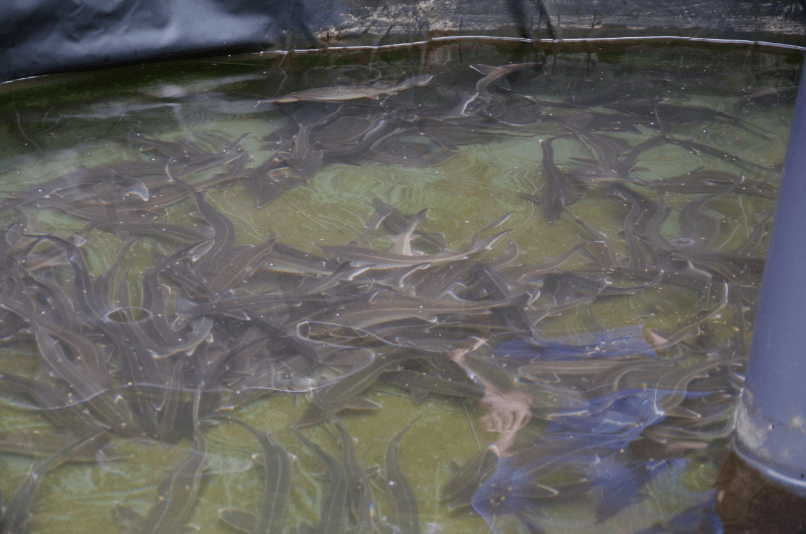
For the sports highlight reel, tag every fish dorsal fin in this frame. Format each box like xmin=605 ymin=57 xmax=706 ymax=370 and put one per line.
xmin=388 ymin=209 xmax=429 ymax=256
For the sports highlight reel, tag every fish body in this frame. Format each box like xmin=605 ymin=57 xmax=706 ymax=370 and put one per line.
xmin=258 ymin=75 xmax=433 ymax=104
xmin=114 ymin=431 xmax=206 ymax=534
xmin=0 ymin=433 xmax=106 ymax=534
xmin=384 ymin=416 xmax=422 ymax=534
xmin=215 ymin=417 xmax=291 ymax=534
xmin=292 ymin=422 xmax=349 ymax=534
xmin=320 ymin=229 xmax=507 ymax=269
xmin=469 ymin=62 xmax=540 ymax=93
xmin=526 ymin=137 xmax=572 ymax=223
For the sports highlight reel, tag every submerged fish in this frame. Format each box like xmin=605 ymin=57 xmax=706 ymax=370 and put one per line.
xmin=384 ymin=416 xmax=423 ymax=534
xmin=320 ymin=212 xmax=510 ymax=269
xmin=469 ymin=62 xmax=541 ymax=93
xmin=0 ymin=432 xmax=107 ymax=534
xmin=292 ymin=419 xmax=349 ymax=534
xmin=257 ymin=75 xmax=434 ymax=104
xmin=114 ymin=389 xmax=207 ymax=534
xmin=524 ymin=138 xmax=574 ymax=223
xmin=215 ymin=417 xmax=291 ymax=534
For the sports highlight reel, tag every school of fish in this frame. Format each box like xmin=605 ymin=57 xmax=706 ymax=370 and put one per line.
xmin=0 ymin=57 xmax=789 ymax=534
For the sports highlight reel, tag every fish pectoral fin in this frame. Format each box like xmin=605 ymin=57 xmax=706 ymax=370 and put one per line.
xmin=520 ymin=192 xmax=543 ymax=204
xmin=218 ymin=508 xmax=257 ymax=534
xmin=664 ymin=405 xmax=702 ymax=419
xmin=410 ymin=386 xmax=428 ymax=404
xmin=448 ymin=458 xmax=463 ymax=474
xmin=565 ymin=193 xmax=582 ymax=207
xmin=343 ymin=397 xmax=382 ymax=411
xmin=112 ymin=503 xmax=144 ymax=529
xmin=568 ymin=156 xmax=599 ymax=165
xmin=511 ymin=482 xmax=560 ymax=499
xmin=469 ymin=64 xmax=498 ymax=75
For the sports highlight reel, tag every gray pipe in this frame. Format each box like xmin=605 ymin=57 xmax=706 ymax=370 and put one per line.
xmin=734 ymin=62 xmax=806 ymax=495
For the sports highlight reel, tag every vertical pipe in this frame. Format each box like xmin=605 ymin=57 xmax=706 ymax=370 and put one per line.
xmin=732 ymin=63 xmax=806 ymax=494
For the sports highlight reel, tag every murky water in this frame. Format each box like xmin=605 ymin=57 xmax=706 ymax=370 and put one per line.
xmin=0 ymin=41 xmax=798 ymax=534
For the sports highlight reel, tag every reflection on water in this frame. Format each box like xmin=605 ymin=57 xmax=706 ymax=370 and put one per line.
xmin=0 ymin=42 xmax=795 ymax=533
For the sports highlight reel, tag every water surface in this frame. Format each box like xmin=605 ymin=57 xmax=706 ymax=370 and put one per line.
xmin=0 ymin=41 xmax=797 ymax=534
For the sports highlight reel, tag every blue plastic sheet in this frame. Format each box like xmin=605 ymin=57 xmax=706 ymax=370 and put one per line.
xmin=495 ymin=324 xmax=658 ymax=361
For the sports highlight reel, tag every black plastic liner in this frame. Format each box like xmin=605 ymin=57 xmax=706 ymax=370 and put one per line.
xmin=0 ymin=0 xmax=328 ymax=81
xmin=1 ymin=0 xmax=804 ymax=81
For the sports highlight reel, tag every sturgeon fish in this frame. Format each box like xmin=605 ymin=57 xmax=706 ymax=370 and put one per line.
xmin=258 ymin=75 xmax=434 ymax=104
